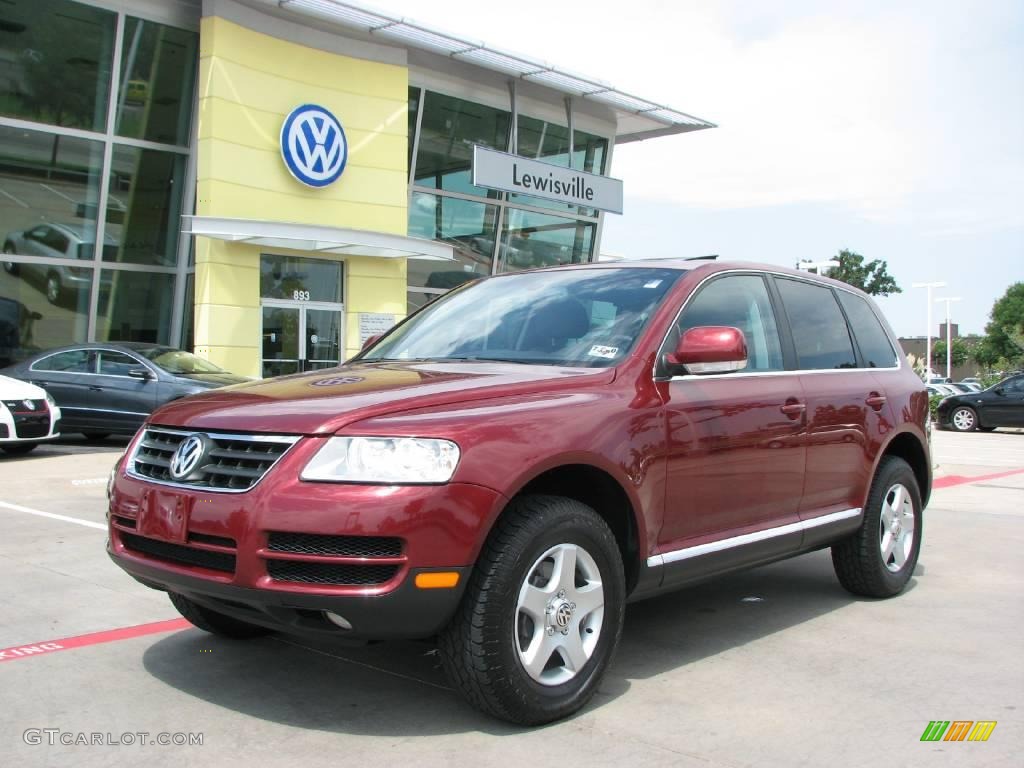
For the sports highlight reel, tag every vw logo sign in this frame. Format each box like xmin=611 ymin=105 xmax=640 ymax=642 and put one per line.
xmin=280 ymin=104 xmax=348 ymax=188
xmin=169 ymin=434 xmax=206 ymax=481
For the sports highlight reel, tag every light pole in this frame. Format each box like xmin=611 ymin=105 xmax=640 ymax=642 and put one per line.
xmin=935 ymin=296 xmax=961 ymax=380
xmin=911 ymin=281 xmax=946 ymax=379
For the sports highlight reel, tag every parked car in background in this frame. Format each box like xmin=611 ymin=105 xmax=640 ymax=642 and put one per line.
xmin=927 ymin=383 xmax=957 ymax=397
xmin=0 ymin=373 xmax=61 ymax=454
xmin=3 ymin=223 xmax=117 ymax=305
xmin=936 ymin=374 xmax=1024 ymax=432
xmin=106 ymin=260 xmax=930 ymax=725
xmin=945 ymin=383 xmax=972 ymax=393
xmin=955 ymin=381 xmax=982 ymax=393
xmin=1 ymin=343 xmax=249 ymax=439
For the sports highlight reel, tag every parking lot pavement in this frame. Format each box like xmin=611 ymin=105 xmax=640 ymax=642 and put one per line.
xmin=0 ymin=430 xmax=1021 ymax=767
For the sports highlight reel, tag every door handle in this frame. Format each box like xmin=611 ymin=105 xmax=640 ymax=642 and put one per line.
xmin=866 ymin=393 xmax=887 ymax=410
xmin=780 ymin=401 xmax=805 ymax=418
xmin=88 ymin=385 xmax=103 ymax=392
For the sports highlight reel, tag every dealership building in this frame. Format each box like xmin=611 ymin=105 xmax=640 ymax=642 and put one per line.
xmin=0 ymin=0 xmax=713 ymax=378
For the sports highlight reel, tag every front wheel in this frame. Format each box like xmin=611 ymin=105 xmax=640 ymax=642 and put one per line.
xmin=950 ymin=406 xmax=978 ymax=432
xmin=45 ymin=272 xmax=62 ymax=305
xmin=832 ymin=456 xmax=922 ymax=598
xmin=439 ymin=495 xmax=625 ymax=725
xmin=168 ymin=592 xmax=271 ymax=639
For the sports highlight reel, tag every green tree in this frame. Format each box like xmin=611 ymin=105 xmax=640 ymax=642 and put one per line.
xmin=982 ymin=282 xmax=1024 ymax=364
xmin=799 ymin=249 xmax=902 ymax=296
xmin=931 ymin=338 xmax=969 ymax=369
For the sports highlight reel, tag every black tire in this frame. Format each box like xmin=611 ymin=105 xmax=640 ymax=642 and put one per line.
xmin=439 ymin=495 xmax=625 ymax=725
xmin=168 ymin=592 xmax=271 ymax=639
xmin=81 ymin=431 xmax=111 ymax=441
xmin=832 ymin=456 xmax=922 ymax=598
xmin=1 ymin=443 xmax=38 ymax=455
xmin=949 ymin=405 xmax=978 ymax=432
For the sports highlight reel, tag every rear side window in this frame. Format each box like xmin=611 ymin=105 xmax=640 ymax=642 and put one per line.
xmin=33 ymin=350 xmax=93 ymax=373
xmin=675 ymin=274 xmax=784 ymax=372
xmin=776 ymin=279 xmax=856 ymax=370
xmin=836 ymin=292 xmax=898 ymax=368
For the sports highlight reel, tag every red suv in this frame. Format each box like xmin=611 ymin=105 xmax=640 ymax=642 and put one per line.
xmin=107 ymin=261 xmax=930 ymax=725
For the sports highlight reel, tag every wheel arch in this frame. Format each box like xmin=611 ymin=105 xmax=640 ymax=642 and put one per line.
xmin=876 ymin=430 xmax=931 ymax=508
xmin=489 ymin=461 xmax=644 ymax=594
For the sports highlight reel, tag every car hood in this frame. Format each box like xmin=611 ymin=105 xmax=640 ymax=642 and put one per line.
xmin=149 ymin=361 xmax=614 ymax=435
xmin=0 ymin=373 xmax=45 ymax=400
xmin=171 ymin=372 xmax=253 ymax=388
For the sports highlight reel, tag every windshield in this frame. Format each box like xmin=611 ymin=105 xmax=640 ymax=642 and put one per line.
xmin=141 ymin=347 xmax=227 ymax=375
xmin=362 ymin=268 xmax=681 ymax=367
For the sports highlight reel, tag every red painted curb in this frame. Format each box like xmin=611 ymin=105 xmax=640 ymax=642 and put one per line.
xmin=932 ymin=467 xmax=1024 ymax=490
xmin=0 ymin=618 xmax=191 ymax=663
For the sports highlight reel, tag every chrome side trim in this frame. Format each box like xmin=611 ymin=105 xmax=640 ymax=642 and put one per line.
xmin=646 ymin=508 xmax=862 ymax=567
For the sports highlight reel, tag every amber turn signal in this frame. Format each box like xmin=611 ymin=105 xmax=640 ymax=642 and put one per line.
xmin=414 ymin=571 xmax=460 ymax=589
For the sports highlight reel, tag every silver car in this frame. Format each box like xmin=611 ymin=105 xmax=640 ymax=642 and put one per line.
xmin=3 ymin=222 xmax=116 ymax=305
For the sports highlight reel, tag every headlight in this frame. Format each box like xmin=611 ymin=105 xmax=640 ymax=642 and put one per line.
xmin=301 ymin=436 xmax=460 ymax=484
xmin=44 ymin=392 xmax=57 ymax=408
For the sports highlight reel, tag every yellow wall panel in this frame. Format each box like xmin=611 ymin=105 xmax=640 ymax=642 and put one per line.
xmin=196 ymin=261 xmax=259 ymax=307
xmin=197 ymin=97 xmax=407 ymax=171
xmin=200 ymin=17 xmax=406 ymax=101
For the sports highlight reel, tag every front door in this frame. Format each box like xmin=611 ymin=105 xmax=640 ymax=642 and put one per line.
xmin=261 ymin=301 xmax=343 ymax=378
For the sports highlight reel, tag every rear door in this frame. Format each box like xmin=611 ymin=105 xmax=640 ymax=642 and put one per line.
xmin=658 ymin=273 xmax=806 ymax=583
xmin=772 ymin=278 xmax=894 ymax=526
xmin=27 ymin=349 xmax=97 ymax=428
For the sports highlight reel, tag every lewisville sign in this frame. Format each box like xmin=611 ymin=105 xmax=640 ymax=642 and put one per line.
xmin=472 ymin=146 xmax=624 ymax=214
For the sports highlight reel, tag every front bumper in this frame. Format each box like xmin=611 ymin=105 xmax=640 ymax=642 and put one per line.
xmin=107 ymin=437 xmax=504 ymax=639
xmin=0 ymin=404 xmax=60 ymax=442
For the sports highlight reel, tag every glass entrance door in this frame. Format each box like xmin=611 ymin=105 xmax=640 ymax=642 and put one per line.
xmin=261 ymin=301 xmax=343 ymax=378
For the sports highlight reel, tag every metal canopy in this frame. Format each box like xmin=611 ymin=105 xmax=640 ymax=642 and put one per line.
xmin=183 ymin=216 xmax=454 ymax=260
xmin=275 ymin=0 xmax=716 ymax=142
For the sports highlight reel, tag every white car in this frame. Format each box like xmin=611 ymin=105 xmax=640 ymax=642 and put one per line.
xmin=0 ymin=374 xmax=60 ymax=455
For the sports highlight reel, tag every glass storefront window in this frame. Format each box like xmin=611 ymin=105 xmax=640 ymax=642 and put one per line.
xmin=414 ymin=91 xmax=509 ymax=197
xmin=181 ymin=272 xmax=194 ymax=351
xmin=574 ymin=129 xmax=607 ymax=175
xmin=498 ymin=208 xmax=595 ymax=272
xmin=408 ymin=192 xmax=496 ymax=289
xmin=0 ymin=0 xmax=116 ymax=131
xmin=103 ymin=145 xmax=186 ymax=267
xmin=115 ymin=17 xmax=198 ymax=146
xmin=0 ymin=260 xmax=89 ymax=366
xmin=259 ymin=255 xmax=343 ymax=303
xmin=0 ymin=125 xmax=104 ymax=260
xmin=406 ymin=290 xmax=442 ymax=317
xmin=407 ymin=86 xmax=420 ymax=175
xmin=95 ymin=269 xmax=174 ymax=343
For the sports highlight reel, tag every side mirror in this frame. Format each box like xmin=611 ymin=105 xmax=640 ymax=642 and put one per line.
xmin=666 ymin=326 xmax=748 ymax=375
xmin=128 ymin=367 xmax=154 ymax=381
xmin=993 ymin=386 xmax=1004 ymax=396
xmin=361 ymin=334 xmax=382 ymax=352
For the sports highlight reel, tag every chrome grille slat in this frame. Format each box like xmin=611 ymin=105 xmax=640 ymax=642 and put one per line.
xmin=127 ymin=427 xmax=299 ymax=493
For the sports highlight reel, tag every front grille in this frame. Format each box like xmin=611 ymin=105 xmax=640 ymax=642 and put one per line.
xmin=267 ymin=560 xmax=398 ymax=585
xmin=129 ymin=427 xmax=297 ymax=492
xmin=14 ymin=416 xmax=49 ymax=439
xmin=2 ymin=399 xmax=45 ymax=413
xmin=267 ymin=532 xmax=403 ymax=558
xmin=121 ymin=532 xmax=236 ymax=573
xmin=112 ymin=515 xmax=137 ymax=529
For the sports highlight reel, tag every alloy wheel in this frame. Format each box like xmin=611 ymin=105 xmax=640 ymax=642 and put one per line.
xmin=878 ymin=483 xmax=915 ymax=573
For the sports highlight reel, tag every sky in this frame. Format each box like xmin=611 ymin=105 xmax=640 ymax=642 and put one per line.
xmin=363 ymin=0 xmax=1023 ymax=336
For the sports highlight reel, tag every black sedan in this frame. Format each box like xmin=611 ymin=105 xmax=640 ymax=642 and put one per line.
xmin=936 ymin=374 xmax=1024 ymax=432
xmin=0 ymin=343 xmax=250 ymax=439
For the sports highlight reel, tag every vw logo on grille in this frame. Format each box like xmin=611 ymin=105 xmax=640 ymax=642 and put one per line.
xmin=280 ymin=104 xmax=348 ymax=188
xmin=169 ymin=434 xmax=206 ymax=481
xmin=22 ymin=400 xmax=36 ymax=411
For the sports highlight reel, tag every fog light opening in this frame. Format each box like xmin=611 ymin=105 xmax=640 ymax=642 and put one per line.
xmin=324 ymin=611 xmax=353 ymax=630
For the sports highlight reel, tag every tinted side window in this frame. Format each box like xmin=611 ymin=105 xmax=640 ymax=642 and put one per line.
xmin=837 ymin=292 xmax=898 ymax=368
xmin=675 ymin=275 xmax=784 ymax=372
xmin=98 ymin=351 xmax=141 ymax=376
xmin=1002 ymin=377 xmax=1024 ymax=393
xmin=33 ymin=350 xmax=93 ymax=373
xmin=776 ymin=279 xmax=856 ymax=370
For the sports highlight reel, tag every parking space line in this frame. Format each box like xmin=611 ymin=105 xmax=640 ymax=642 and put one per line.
xmin=0 ymin=619 xmax=190 ymax=664
xmin=933 ymin=467 xmax=1024 ymax=490
xmin=0 ymin=501 xmax=106 ymax=531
